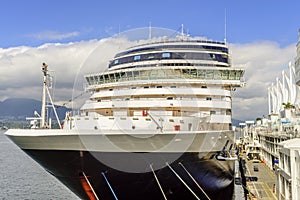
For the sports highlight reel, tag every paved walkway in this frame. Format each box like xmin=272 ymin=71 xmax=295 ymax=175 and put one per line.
xmin=245 ymin=160 xmax=277 ymax=199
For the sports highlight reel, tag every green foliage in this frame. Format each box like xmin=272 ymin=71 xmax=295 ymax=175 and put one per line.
xmin=256 ymin=117 xmax=262 ymax=121
xmin=282 ymin=102 xmax=295 ymax=109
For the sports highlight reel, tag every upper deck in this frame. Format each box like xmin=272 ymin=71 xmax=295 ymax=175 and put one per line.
xmin=108 ymin=38 xmax=230 ymax=70
xmin=114 ymin=39 xmax=228 ymax=58
xmin=84 ymin=35 xmax=244 ymax=90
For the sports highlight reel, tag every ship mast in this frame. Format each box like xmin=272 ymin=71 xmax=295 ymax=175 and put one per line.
xmin=41 ymin=63 xmax=48 ymax=128
xmin=40 ymin=63 xmax=62 ymax=129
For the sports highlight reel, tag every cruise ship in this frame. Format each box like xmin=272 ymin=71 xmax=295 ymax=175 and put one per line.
xmin=6 ymin=29 xmax=244 ymax=200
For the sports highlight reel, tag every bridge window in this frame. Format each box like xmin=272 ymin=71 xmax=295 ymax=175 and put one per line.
xmin=134 ymin=55 xmax=141 ymax=60
xmin=162 ymin=52 xmax=171 ymax=58
xmin=147 ymin=54 xmax=155 ymax=59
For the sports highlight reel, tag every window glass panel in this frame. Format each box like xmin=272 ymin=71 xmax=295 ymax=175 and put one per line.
xmin=197 ymin=69 xmax=206 ymax=78
xmin=229 ymin=71 xmax=237 ymax=80
xmin=214 ymin=70 xmax=222 ymax=79
xmin=205 ymin=70 xmax=214 ymax=79
xmin=162 ymin=52 xmax=170 ymax=58
xmin=134 ymin=55 xmax=141 ymax=60
xmin=221 ymin=70 xmax=229 ymax=80
xmin=148 ymin=55 xmax=154 ymax=59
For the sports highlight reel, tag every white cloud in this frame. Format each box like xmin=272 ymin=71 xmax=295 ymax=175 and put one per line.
xmin=0 ymin=37 xmax=134 ymax=106
xmin=230 ymin=41 xmax=296 ymax=120
xmin=28 ymin=31 xmax=80 ymax=40
xmin=0 ymin=37 xmax=297 ymax=120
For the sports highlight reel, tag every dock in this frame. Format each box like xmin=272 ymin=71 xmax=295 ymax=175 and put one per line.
xmin=239 ymin=155 xmax=277 ymax=200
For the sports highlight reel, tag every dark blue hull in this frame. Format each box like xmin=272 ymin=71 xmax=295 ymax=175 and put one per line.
xmin=24 ymin=150 xmax=235 ymax=200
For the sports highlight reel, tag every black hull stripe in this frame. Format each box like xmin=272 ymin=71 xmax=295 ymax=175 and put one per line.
xmin=24 ymin=150 xmax=235 ymax=200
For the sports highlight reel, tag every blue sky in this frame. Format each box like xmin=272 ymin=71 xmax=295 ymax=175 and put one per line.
xmin=0 ymin=0 xmax=300 ymax=120
xmin=0 ymin=0 xmax=299 ymax=48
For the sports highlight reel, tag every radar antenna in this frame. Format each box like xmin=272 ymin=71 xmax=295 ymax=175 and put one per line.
xmin=181 ymin=24 xmax=184 ymax=37
xmin=149 ymin=22 xmax=152 ymax=40
xmin=224 ymin=8 xmax=227 ymax=44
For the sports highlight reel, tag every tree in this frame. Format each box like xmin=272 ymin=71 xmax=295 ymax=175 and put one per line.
xmin=282 ymin=102 xmax=295 ymax=109
xmin=256 ymin=117 xmax=262 ymax=121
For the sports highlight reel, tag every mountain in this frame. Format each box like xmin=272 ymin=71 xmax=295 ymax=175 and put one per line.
xmin=0 ymin=98 xmax=70 ymax=120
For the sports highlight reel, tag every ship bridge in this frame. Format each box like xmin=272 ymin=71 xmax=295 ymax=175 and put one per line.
xmin=85 ymin=66 xmax=244 ymax=90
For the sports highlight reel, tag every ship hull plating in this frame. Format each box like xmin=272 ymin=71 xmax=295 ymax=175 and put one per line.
xmin=6 ymin=129 xmax=236 ymax=199
xmin=24 ymin=150 xmax=234 ymax=200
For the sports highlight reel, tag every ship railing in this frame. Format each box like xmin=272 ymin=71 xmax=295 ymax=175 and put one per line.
xmin=85 ymin=67 xmax=244 ymax=87
xmin=67 ymin=114 xmax=233 ymax=132
xmin=88 ymin=72 xmax=244 ymax=83
xmin=84 ymin=98 xmax=232 ymax=103
xmin=66 ymin=109 xmax=81 ymax=117
xmin=126 ymin=38 xmax=226 ymax=51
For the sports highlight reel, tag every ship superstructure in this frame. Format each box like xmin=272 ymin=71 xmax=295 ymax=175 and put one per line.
xmin=6 ymin=32 xmax=244 ymax=200
xmin=65 ymin=38 xmax=243 ymax=132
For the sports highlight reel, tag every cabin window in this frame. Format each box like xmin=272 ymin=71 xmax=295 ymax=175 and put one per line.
xmin=147 ymin=54 xmax=155 ymax=59
xmin=162 ymin=52 xmax=171 ymax=58
xmin=134 ymin=55 xmax=141 ymax=60
xmin=167 ymin=97 xmax=173 ymax=100
xmin=226 ymin=109 xmax=231 ymax=115
xmin=114 ymin=59 xmax=119 ymax=64
xmin=206 ymin=97 xmax=212 ymax=101
xmin=156 ymin=85 xmax=162 ymax=88
xmin=144 ymin=86 xmax=149 ymax=89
